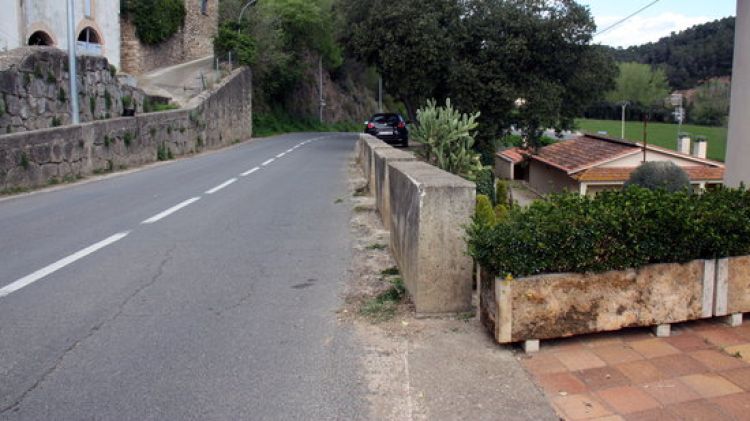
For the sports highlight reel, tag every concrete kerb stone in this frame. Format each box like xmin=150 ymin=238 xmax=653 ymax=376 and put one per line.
xmin=373 ymin=147 xmax=416 ymax=230
xmin=388 ymin=160 xmax=476 ymax=315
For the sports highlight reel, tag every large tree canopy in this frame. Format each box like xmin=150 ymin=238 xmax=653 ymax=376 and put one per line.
xmin=606 ymin=62 xmax=670 ymax=107
xmin=339 ymin=0 xmax=616 ymax=150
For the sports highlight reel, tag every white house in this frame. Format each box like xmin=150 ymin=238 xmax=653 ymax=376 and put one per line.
xmin=0 ymin=0 xmax=120 ymax=68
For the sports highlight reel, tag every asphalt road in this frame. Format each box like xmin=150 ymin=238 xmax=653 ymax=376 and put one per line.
xmin=0 ymin=133 xmax=367 ymax=420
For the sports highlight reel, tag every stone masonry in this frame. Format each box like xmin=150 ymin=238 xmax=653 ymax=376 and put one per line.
xmin=0 ymin=47 xmax=146 ymax=134
xmin=0 ymin=67 xmax=252 ymax=191
xmin=120 ymin=0 xmax=219 ymax=75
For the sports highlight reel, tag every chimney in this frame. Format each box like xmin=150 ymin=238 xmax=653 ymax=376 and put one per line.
xmin=677 ymin=134 xmax=691 ymax=155
xmin=692 ymin=137 xmax=708 ymax=159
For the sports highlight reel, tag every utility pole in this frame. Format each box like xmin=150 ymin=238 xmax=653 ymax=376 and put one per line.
xmin=238 ymin=0 xmax=258 ymax=34
xmin=620 ymin=101 xmax=629 ymax=139
xmin=378 ymin=76 xmax=383 ymax=113
xmin=67 ymin=0 xmax=80 ymax=124
xmin=642 ymin=113 xmax=649 ymax=162
xmin=319 ymin=56 xmax=325 ymax=123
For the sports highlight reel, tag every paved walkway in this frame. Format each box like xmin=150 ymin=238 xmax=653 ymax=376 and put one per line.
xmin=520 ymin=317 xmax=750 ymax=420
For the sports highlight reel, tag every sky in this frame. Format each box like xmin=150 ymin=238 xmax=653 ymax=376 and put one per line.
xmin=577 ymin=0 xmax=737 ymax=48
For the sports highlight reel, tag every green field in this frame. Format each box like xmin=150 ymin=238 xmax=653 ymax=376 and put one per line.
xmin=575 ymin=119 xmax=727 ymax=162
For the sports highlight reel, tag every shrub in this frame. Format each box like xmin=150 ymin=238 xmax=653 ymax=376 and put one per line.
xmin=58 ymin=87 xmax=66 ymax=102
xmin=474 ymin=195 xmax=496 ymax=228
xmin=89 ymin=96 xmax=96 ymax=115
xmin=496 ymin=180 xmax=509 ymax=206
xmin=468 ymin=186 xmax=750 ymax=278
xmin=104 ymin=91 xmax=112 ymax=111
xmin=109 ymin=64 xmax=117 ymax=77
xmin=123 ymin=132 xmax=133 ymax=148
xmin=412 ymin=98 xmax=485 ymax=181
xmin=0 ymin=96 xmax=5 ymax=117
xmin=625 ymin=161 xmax=691 ymax=192
xmin=121 ymin=95 xmax=132 ymax=109
xmin=214 ymin=24 xmax=257 ymax=66
xmin=122 ymin=0 xmax=186 ymax=45
xmin=475 ymin=169 xmax=495 ymax=204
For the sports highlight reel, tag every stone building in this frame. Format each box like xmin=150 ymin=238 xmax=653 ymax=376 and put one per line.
xmin=0 ymin=0 xmax=121 ymax=69
xmin=120 ymin=0 xmax=219 ymax=75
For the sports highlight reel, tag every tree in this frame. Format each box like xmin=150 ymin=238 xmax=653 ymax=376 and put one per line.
xmin=690 ymin=79 xmax=731 ymax=127
xmin=625 ymin=161 xmax=691 ymax=192
xmin=606 ymin=62 xmax=670 ymax=107
xmin=340 ymin=0 xmax=616 ymax=152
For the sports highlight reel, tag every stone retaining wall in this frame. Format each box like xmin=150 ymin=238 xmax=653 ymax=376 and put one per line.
xmin=0 ymin=67 xmax=252 ymax=191
xmin=0 ymin=48 xmax=147 ymax=133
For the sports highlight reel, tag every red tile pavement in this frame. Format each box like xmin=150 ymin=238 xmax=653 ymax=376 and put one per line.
xmin=519 ymin=318 xmax=750 ymax=420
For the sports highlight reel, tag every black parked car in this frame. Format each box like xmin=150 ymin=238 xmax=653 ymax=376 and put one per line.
xmin=364 ymin=113 xmax=409 ymax=147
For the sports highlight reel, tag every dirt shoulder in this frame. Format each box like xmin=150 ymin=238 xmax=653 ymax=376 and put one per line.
xmin=341 ymin=156 xmax=557 ymax=420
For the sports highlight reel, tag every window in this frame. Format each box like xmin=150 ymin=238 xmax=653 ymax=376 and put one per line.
xmin=201 ymin=0 xmax=208 ymax=15
xmin=77 ymin=27 xmax=101 ymax=44
xmin=28 ymin=31 xmax=54 ymax=46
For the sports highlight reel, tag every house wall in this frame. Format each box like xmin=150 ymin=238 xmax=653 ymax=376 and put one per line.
xmin=528 ymin=160 xmax=579 ymax=194
xmin=0 ymin=1 xmax=21 ymax=51
xmin=601 ymin=150 xmax=704 ymax=168
xmin=494 ymin=156 xmax=514 ymax=180
xmin=13 ymin=0 xmax=120 ymax=68
xmin=726 ymin=0 xmax=750 ymax=187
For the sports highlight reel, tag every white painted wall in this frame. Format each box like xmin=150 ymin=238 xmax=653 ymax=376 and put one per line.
xmin=0 ymin=0 xmax=21 ymax=51
xmin=0 ymin=0 xmax=120 ymax=68
xmin=726 ymin=0 xmax=749 ymax=187
xmin=601 ymin=150 xmax=705 ymax=168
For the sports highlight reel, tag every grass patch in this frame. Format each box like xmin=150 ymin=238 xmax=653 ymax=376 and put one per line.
xmin=149 ymin=103 xmax=180 ymax=113
xmin=360 ymin=278 xmax=406 ymax=322
xmin=576 ymin=118 xmax=727 ymax=162
xmin=353 ymin=186 xmax=368 ymax=196
xmin=253 ymin=110 xmax=360 ymax=138
xmin=380 ymin=266 xmax=399 ymax=276
xmin=366 ymin=243 xmax=387 ymax=251
xmin=334 ymin=198 xmax=344 ymax=204
xmin=0 ymin=186 xmax=31 ymax=196
xmin=353 ymin=205 xmax=371 ymax=213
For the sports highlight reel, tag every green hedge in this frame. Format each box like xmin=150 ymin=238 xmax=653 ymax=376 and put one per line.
xmin=122 ymin=0 xmax=186 ymax=45
xmin=468 ymin=186 xmax=750 ymax=278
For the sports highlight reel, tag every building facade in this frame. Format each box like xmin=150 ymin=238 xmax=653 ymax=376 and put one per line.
xmin=0 ymin=0 xmax=120 ymax=69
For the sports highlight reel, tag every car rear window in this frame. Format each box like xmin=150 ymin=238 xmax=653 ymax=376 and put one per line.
xmin=371 ymin=114 xmax=400 ymax=124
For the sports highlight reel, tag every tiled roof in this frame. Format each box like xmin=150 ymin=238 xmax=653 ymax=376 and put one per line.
xmin=532 ymin=136 xmax=640 ymax=173
xmin=497 ymin=147 xmax=528 ymax=164
xmin=575 ymin=166 xmax=725 ymax=182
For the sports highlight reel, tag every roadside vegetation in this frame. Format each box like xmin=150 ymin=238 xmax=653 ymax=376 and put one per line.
xmin=468 ymin=186 xmax=750 ymax=279
xmin=252 ymin=111 xmax=359 ymax=137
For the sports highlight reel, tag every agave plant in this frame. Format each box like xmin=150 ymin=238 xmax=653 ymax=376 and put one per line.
xmin=411 ymin=99 xmax=485 ymax=180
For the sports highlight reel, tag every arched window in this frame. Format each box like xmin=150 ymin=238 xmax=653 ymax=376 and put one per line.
xmin=28 ymin=31 xmax=54 ymax=46
xmin=77 ymin=27 xmax=101 ymax=44
xmin=77 ymin=27 xmax=102 ymax=55
xmin=201 ymin=0 xmax=208 ymax=15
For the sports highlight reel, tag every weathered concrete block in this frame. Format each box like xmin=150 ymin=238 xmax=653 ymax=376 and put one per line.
xmin=719 ymin=255 xmax=750 ymax=315
xmin=359 ymin=134 xmax=391 ymax=192
xmin=388 ymin=161 xmax=476 ymax=314
xmin=373 ymin=147 xmax=415 ymax=230
xmin=481 ymin=259 xmax=714 ymax=343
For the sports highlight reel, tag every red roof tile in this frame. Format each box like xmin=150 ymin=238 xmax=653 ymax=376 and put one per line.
xmin=533 ymin=136 xmax=640 ymax=173
xmin=497 ymin=147 xmax=528 ymax=164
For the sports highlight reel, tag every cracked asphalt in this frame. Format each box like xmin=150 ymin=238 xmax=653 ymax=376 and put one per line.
xmin=0 ymin=133 xmax=367 ymax=419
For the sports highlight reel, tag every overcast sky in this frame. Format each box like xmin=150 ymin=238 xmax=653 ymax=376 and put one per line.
xmin=577 ymin=0 xmax=737 ymax=48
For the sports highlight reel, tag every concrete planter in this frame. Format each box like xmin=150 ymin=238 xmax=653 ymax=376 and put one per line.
xmin=715 ymin=256 xmax=750 ymax=317
xmin=480 ymin=259 xmax=716 ymax=344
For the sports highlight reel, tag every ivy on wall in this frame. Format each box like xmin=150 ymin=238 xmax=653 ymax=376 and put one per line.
xmin=121 ymin=0 xmax=187 ymax=45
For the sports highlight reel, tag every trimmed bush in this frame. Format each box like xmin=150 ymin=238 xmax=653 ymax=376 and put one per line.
xmin=496 ymin=179 xmax=509 ymax=206
xmin=476 ymin=169 xmax=495 ymax=204
xmin=625 ymin=161 xmax=691 ymax=192
xmin=468 ymin=186 xmax=750 ymax=278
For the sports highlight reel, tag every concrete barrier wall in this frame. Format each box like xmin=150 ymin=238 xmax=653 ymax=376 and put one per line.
xmin=373 ymin=147 xmax=416 ymax=231
xmin=388 ymin=161 xmax=476 ymax=314
xmin=0 ymin=67 xmax=252 ymax=191
xmin=358 ymin=134 xmax=391 ymax=192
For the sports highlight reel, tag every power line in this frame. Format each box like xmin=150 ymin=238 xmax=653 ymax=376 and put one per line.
xmin=594 ymin=0 xmax=662 ymax=37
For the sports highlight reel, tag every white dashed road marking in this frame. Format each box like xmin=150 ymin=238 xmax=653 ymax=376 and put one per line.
xmin=262 ymin=158 xmax=275 ymax=166
xmin=142 ymin=197 xmax=201 ymax=224
xmin=205 ymin=178 xmax=237 ymax=195
xmin=0 ymin=231 xmax=131 ymax=298
xmin=241 ymin=167 xmax=260 ymax=177
xmin=276 ymin=152 xmax=286 ymax=158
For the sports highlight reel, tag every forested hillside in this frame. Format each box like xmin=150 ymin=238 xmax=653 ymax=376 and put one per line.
xmin=606 ymin=17 xmax=735 ymax=90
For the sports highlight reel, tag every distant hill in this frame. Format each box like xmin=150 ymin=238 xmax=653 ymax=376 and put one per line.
xmin=605 ymin=17 xmax=735 ymax=90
